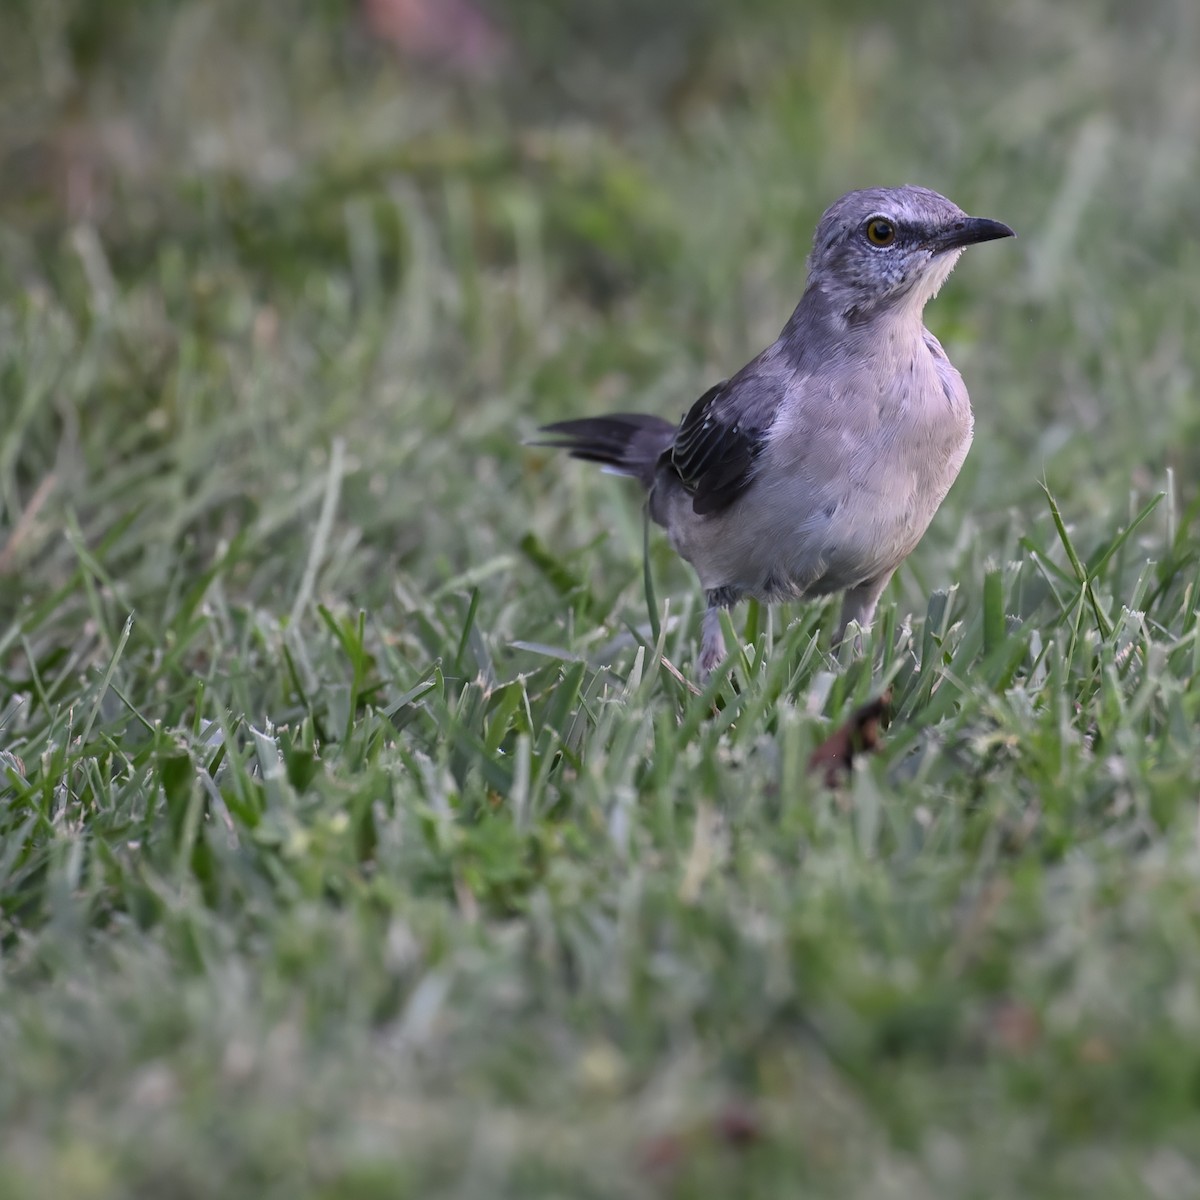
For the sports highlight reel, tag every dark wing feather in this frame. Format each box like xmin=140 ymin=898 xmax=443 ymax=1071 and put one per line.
xmin=669 ymin=379 xmax=773 ymax=516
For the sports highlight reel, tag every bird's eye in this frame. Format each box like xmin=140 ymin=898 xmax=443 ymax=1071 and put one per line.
xmin=865 ymin=218 xmax=896 ymax=247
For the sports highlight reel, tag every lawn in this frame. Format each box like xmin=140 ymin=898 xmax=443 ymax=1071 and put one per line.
xmin=2 ymin=0 xmax=1200 ymax=1196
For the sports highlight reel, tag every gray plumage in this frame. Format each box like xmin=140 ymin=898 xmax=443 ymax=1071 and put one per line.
xmin=538 ymin=185 xmax=1014 ymax=673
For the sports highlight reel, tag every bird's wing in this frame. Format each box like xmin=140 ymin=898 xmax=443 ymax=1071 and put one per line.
xmin=669 ymin=374 xmax=779 ymax=516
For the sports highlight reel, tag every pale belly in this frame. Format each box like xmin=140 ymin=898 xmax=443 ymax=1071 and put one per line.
xmin=657 ymin=336 xmax=975 ymax=602
xmin=664 ymin=426 xmax=972 ymax=600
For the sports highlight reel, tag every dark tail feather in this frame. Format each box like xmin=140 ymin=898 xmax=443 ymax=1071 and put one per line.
xmin=533 ymin=413 xmax=675 ymax=490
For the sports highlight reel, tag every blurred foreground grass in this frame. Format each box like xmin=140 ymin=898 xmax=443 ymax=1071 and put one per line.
xmin=2 ymin=1 xmax=1200 ymax=1196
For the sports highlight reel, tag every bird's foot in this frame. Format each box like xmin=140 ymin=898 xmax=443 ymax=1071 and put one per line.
xmin=699 ymin=597 xmax=735 ymax=679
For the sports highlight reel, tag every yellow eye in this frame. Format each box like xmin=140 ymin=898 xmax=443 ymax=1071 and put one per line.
xmin=866 ymin=218 xmax=896 ymax=246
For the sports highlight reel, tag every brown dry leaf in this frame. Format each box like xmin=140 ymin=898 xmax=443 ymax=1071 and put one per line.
xmin=658 ymin=654 xmax=702 ymax=697
xmin=712 ymin=1101 xmax=763 ymax=1146
xmin=638 ymin=1101 xmax=763 ymax=1176
xmin=361 ymin=0 xmax=507 ymax=75
xmin=990 ymin=999 xmax=1041 ymax=1055
xmin=1079 ymin=1035 xmax=1114 ymax=1064
xmin=808 ymin=690 xmax=891 ymax=786
xmin=0 ymin=473 xmax=57 ymax=575
xmin=0 ymin=751 xmax=27 ymax=779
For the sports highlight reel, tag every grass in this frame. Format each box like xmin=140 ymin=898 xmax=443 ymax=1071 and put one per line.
xmin=2 ymin=0 xmax=1200 ymax=1195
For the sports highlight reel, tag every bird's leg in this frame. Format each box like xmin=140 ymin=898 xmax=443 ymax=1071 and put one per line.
xmin=833 ymin=571 xmax=894 ymax=651
xmin=700 ymin=587 xmax=740 ymax=677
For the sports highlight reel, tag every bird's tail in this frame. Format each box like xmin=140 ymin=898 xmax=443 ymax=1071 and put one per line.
xmin=533 ymin=413 xmax=675 ymax=490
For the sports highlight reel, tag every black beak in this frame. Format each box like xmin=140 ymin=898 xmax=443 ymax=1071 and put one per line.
xmin=929 ymin=216 xmax=1016 ymax=253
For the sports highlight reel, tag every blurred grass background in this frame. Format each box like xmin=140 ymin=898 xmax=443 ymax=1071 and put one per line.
xmin=2 ymin=0 xmax=1200 ymax=1196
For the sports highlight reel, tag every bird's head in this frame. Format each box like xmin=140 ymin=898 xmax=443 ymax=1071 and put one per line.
xmin=806 ymin=185 xmax=1014 ymax=321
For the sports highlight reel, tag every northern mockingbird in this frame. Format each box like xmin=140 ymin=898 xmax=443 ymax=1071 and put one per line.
xmin=538 ymin=186 xmax=1014 ymax=673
